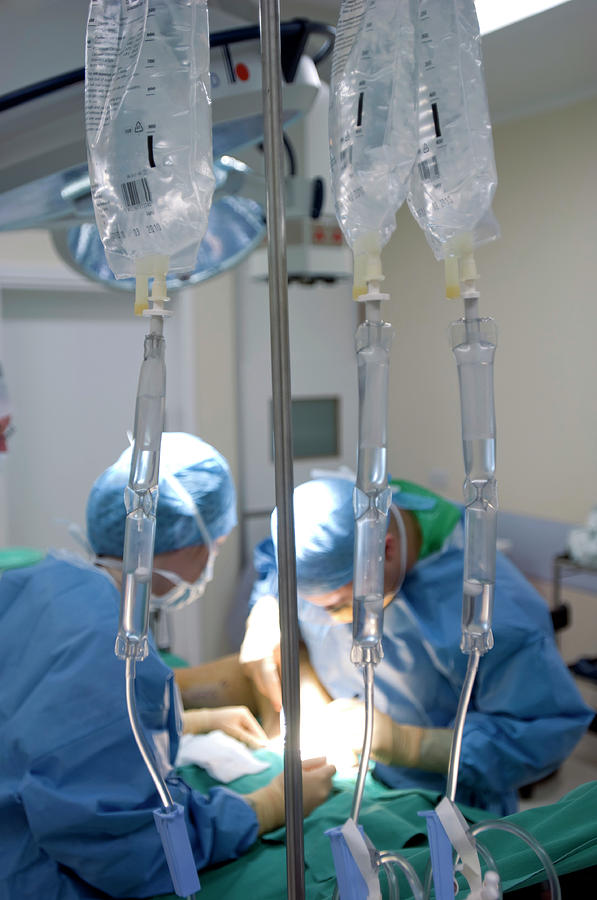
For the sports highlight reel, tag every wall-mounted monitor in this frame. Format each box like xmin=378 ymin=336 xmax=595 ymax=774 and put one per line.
xmin=270 ymin=396 xmax=340 ymax=460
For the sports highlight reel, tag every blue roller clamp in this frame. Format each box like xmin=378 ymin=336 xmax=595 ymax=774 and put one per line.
xmin=326 ymin=824 xmax=369 ymax=900
xmin=154 ymin=803 xmax=201 ymax=897
xmin=418 ymin=809 xmax=455 ymax=900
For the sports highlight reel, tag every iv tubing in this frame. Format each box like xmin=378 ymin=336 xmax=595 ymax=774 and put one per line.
xmin=259 ymin=1 xmax=304 ymax=896
xmin=333 ymin=662 xmax=427 ymax=900
xmin=446 ymin=648 xmax=480 ymax=802
xmin=377 ymin=851 xmax=424 ymax=900
xmin=470 ymin=821 xmax=561 ymax=900
xmin=382 ymin=860 xmax=399 ymax=899
xmin=125 ymin=657 xmax=173 ymax=811
xmin=451 ymin=281 xmax=498 ymax=654
xmin=351 ymin=662 xmax=375 ymax=823
xmin=331 ymin=662 xmax=376 ymax=900
xmin=116 ymin=313 xmax=166 ymax=662
xmin=422 ymin=836 xmax=502 ymax=899
xmin=352 ymin=288 xmax=394 ymax=667
xmin=366 ymin=297 xmax=381 ymax=324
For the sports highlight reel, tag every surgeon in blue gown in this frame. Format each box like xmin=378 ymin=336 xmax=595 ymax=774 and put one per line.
xmin=0 ymin=433 xmax=334 ymax=900
xmin=242 ymin=476 xmax=593 ymax=817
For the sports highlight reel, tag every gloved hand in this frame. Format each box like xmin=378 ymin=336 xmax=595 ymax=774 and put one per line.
xmin=245 ymin=757 xmax=336 ymax=835
xmin=324 ymin=698 xmax=452 ymax=773
xmin=239 ymin=594 xmax=283 ymax=712
xmin=183 ymin=706 xmax=268 ymax=749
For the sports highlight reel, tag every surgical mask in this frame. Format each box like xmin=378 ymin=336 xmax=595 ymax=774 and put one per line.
xmin=92 ymin=469 xmax=218 ymax=612
xmin=151 ymin=525 xmax=216 ymax=612
xmin=145 ymin=471 xmax=218 ymax=610
xmin=150 ymin=477 xmax=217 ymax=611
xmin=150 ymin=563 xmax=212 ymax=611
xmin=94 ymin=548 xmax=215 ymax=613
xmin=391 ymin=502 xmax=408 ymax=595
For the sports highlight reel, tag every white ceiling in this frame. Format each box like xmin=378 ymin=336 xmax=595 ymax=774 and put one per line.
xmin=277 ymin=0 xmax=597 ymax=124
xmin=1 ymin=0 xmax=596 ymax=128
xmin=479 ymin=0 xmax=597 ymax=123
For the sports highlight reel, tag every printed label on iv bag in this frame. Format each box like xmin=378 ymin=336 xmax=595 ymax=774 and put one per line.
xmin=332 ymin=0 xmax=366 ymax=81
xmin=406 ymin=0 xmax=499 ymax=257
xmin=85 ymin=0 xmax=215 ymax=278
xmin=87 ymin=3 xmax=160 ymax=258
xmin=332 ymin=0 xmax=366 ymax=183
xmin=329 ymin=0 xmax=418 ymax=254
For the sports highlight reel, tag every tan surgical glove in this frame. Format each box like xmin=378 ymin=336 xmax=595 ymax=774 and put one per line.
xmin=183 ymin=706 xmax=268 ymax=749
xmin=239 ymin=594 xmax=283 ymax=712
xmin=245 ymin=757 xmax=336 ymax=835
xmin=325 ymin=698 xmax=452 ymax=773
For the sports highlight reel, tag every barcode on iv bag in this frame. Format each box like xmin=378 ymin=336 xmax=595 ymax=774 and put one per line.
xmin=417 ymin=156 xmax=440 ymax=182
xmin=340 ymin=144 xmax=353 ymax=170
xmin=121 ymin=178 xmax=152 ymax=210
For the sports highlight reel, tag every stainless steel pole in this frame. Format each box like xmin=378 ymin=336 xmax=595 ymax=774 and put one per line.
xmin=258 ymin=2 xmax=305 ymax=897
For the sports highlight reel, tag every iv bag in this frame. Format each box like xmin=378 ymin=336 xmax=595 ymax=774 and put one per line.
xmin=329 ymin=0 xmax=418 ymax=291
xmin=85 ymin=0 xmax=215 ymax=278
xmin=407 ymin=0 xmax=499 ymax=260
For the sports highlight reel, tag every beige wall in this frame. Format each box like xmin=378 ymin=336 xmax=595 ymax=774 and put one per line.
xmin=188 ymin=272 xmax=242 ymax=660
xmin=383 ymin=96 xmax=597 ymax=524
xmin=0 ymin=229 xmax=59 ymax=264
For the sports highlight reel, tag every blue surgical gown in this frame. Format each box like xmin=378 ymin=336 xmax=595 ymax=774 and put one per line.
xmin=0 ymin=555 xmax=258 ymax=900
xmin=252 ymin=526 xmax=593 ymax=816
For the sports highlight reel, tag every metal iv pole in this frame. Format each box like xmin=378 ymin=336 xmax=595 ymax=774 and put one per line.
xmin=258 ymin=1 xmax=305 ymax=897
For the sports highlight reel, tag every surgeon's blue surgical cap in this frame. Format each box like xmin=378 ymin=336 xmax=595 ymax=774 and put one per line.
xmin=271 ymin=476 xmax=441 ymax=596
xmin=272 ymin=477 xmax=354 ymax=596
xmin=87 ymin=432 xmax=237 ymax=557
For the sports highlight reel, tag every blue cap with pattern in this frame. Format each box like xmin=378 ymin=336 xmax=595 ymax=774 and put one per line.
xmin=271 ymin=476 xmax=438 ymax=596
xmin=87 ymin=432 xmax=237 ymax=557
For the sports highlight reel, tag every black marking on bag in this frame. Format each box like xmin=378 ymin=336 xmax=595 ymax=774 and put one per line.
xmin=356 ymin=91 xmax=364 ymax=127
xmin=431 ymin=102 xmax=441 ymax=138
xmin=147 ymin=135 xmax=156 ymax=168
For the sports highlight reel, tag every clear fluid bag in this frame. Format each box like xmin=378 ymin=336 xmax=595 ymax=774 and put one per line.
xmin=407 ymin=0 xmax=499 ymax=260
xmin=85 ymin=0 xmax=215 ymax=278
xmin=329 ymin=0 xmax=418 ymax=292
